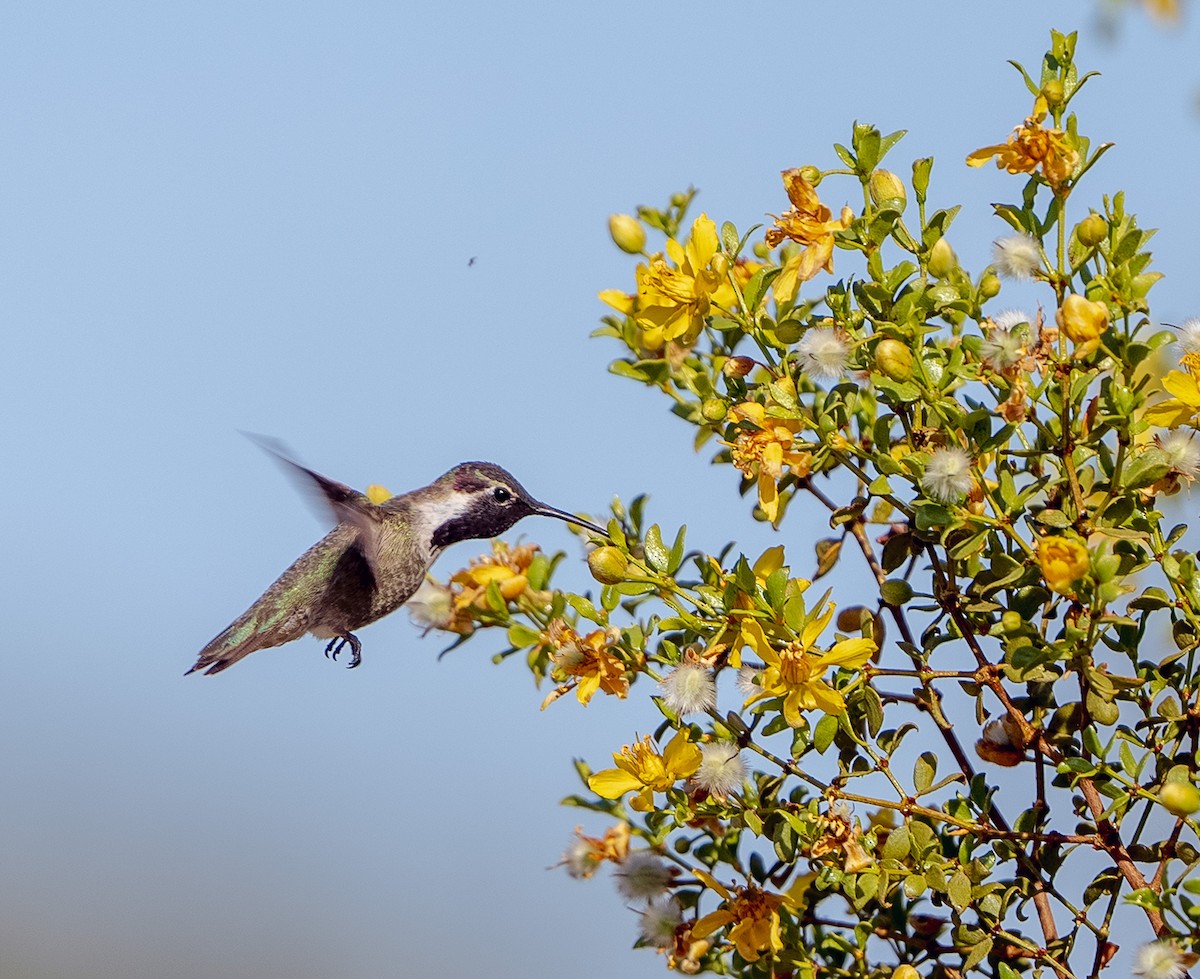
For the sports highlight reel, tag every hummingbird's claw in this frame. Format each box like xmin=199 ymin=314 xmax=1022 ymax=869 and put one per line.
xmin=324 ymin=634 xmax=363 ymax=669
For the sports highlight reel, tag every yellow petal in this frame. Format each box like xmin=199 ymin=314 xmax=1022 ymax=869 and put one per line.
xmin=965 ymin=145 xmax=1007 ymax=168
xmin=692 ymin=868 xmax=732 ymax=899
xmin=1162 ymin=370 xmax=1200 ymax=406
xmin=628 ymin=787 xmax=656 ymax=812
xmin=598 ymin=289 xmax=635 ymax=315
xmin=588 ymin=768 xmax=643 ymax=799
xmin=753 ymin=545 xmax=786 ymax=582
xmin=820 ymin=637 xmax=877 ymax=668
xmin=686 ymin=213 xmax=719 ymax=269
xmin=730 ymin=401 xmax=766 ymax=427
xmin=575 ymin=673 xmax=601 ymax=705
xmin=1143 ymin=401 xmax=1195 ymax=429
xmin=691 ymin=909 xmax=735 ymax=939
xmin=758 ymin=473 xmax=779 ymax=523
xmin=663 ymin=729 xmax=703 ymax=777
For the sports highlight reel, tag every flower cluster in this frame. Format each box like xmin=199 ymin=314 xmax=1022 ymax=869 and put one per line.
xmin=414 ymin=30 xmax=1200 ymax=979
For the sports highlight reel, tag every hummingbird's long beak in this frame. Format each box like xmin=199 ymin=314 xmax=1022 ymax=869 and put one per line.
xmin=532 ymin=501 xmax=610 ymax=539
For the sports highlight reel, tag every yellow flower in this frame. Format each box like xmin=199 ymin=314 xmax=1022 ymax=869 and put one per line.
xmin=726 ymin=402 xmax=812 ymax=524
xmin=1144 ymin=361 xmax=1200 ymax=429
xmin=365 ymin=484 xmax=392 ymax=504
xmin=450 ymin=541 xmax=540 ymax=610
xmin=742 ymin=599 xmax=876 ymax=724
xmin=588 ymin=730 xmax=702 ymax=812
xmin=966 ymin=99 xmax=1080 ymax=190
xmin=1143 ymin=0 xmax=1179 ymax=20
xmin=1056 ymin=293 xmax=1108 ymax=358
xmin=542 ymin=619 xmax=630 ymax=705
xmin=1037 ymin=535 xmax=1090 ymax=595
xmin=691 ymin=870 xmax=786 ymax=963
xmin=765 ymin=168 xmax=854 ymax=302
xmin=560 ymin=822 xmax=631 ymax=878
xmin=634 ymin=214 xmax=733 ymax=349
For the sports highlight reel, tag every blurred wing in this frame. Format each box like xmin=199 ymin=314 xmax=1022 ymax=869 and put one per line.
xmin=242 ymin=432 xmax=384 ymax=581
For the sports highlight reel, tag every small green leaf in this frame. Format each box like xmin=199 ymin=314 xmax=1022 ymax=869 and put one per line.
xmin=913 ymin=752 xmax=937 ymax=795
xmin=880 ymin=579 xmax=913 ymax=606
xmin=644 ymin=524 xmax=669 ymax=572
xmin=948 ymin=870 xmax=971 ymax=911
xmin=814 ymin=714 xmax=839 ymax=753
xmin=507 ymin=623 xmax=541 ymax=648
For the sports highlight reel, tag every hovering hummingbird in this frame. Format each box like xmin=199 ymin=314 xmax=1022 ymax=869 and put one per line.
xmin=188 ymin=442 xmax=607 ymax=675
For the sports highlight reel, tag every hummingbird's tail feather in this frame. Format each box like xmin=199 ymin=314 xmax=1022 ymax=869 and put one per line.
xmin=187 ymin=606 xmax=305 ymax=676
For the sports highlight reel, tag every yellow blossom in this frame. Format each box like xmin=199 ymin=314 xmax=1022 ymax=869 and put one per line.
xmin=1144 ymin=361 xmax=1200 ymax=429
xmin=560 ymin=822 xmax=631 ymax=879
xmin=725 ymin=402 xmax=812 ymax=524
xmin=1037 ymin=535 xmax=1090 ymax=595
xmin=365 ymin=484 xmax=392 ymax=504
xmin=450 ymin=541 xmax=540 ymax=610
xmin=634 ymin=214 xmax=734 ymax=349
xmin=588 ymin=730 xmax=702 ymax=812
xmin=966 ymin=98 xmax=1080 ymax=190
xmin=1143 ymin=0 xmax=1179 ymax=20
xmin=1056 ymin=293 xmax=1108 ymax=358
xmin=691 ymin=870 xmax=786 ymax=963
xmin=542 ymin=619 xmax=630 ymax=706
xmin=742 ymin=599 xmax=876 ymax=724
xmin=765 ymin=168 xmax=854 ymax=302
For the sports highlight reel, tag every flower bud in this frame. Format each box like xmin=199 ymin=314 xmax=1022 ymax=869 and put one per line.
xmin=1041 ymin=79 xmax=1064 ymax=107
xmin=670 ymin=192 xmax=689 ymax=208
xmin=927 ymin=237 xmax=958 ymax=279
xmin=1160 ymin=781 xmax=1200 ymax=816
xmin=608 ymin=214 xmax=646 ymax=254
xmin=798 ymin=165 xmax=822 ymax=186
xmin=869 ymin=169 xmax=907 ymax=210
xmin=1057 ymin=294 xmax=1109 ymax=357
xmin=752 ymin=241 xmax=771 ymax=260
xmin=1037 ymin=535 xmax=1090 ymax=595
xmin=892 ymin=967 xmax=921 ymax=979
xmin=700 ymin=398 xmax=728 ymax=422
xmin=1076 ymin=213 xmax=1107 ymax=248
xmin=587 ymin=546 xmax=629 ymax=584
xmin=722 ymin=355 xmax=756 ymax=378
xmin=1000 ymin=610 xmax=1023 ymax=634
xmin=874 ymin=338 xmax=914 ymax=382
xmin=979 ymin=272 xmax=1001 ymax=299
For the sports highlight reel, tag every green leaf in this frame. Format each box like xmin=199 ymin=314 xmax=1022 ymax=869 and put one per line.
xmin=882 ymin=823 xmax=911 ymax=862
xmin=742 ymin=266 xmax=782 ymax=314
xmin=880 ymin=579 xmax=913 ymax=606
xmin=948 ymin=870 xmax=972 ymax=911
xmin=644 ymin=524 xmax=669 ymax=572
xmin=721 ymin=221 xmax=739 ymax=255
xmin=814 ymin=714 xmax=839 ymax=754
xmin=913 ymin=752 xmax=937 ymax=795
xmin=963 ymin=937 xmax=994 ymax=972
xmin=507 ymin=623 xmax=541 ymax=648
xmin=668 ymin=525 xmax=687 ymax=574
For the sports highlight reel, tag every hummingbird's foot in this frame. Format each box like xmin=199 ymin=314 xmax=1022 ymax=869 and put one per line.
xmin=324 ymin=633 xmax=363 ymax=669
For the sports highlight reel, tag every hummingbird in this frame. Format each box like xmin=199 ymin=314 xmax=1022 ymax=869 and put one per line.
xmin=187 ymin=442 xmax=607 ymax=676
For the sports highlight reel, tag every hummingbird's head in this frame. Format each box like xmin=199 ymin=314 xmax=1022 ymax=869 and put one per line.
xmin=427 ymin=462 xmax=607 ymax=549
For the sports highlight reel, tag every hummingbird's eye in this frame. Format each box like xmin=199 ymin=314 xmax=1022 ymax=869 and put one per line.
xmin=492 ymin=487 xmax=512 ymax=504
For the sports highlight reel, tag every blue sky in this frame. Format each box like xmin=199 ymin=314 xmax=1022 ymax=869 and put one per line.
xmin=5 ymin=3 xmax=1200 ymax=977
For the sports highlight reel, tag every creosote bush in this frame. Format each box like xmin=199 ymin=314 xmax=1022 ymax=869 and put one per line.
xmin=408 ymin=30 xmax=1200 ymax=979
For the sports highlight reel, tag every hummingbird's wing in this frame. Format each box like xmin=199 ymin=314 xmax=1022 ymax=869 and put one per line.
xmin=243 ymin=433 xmax=386 ymax=582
